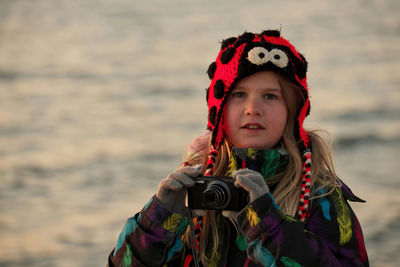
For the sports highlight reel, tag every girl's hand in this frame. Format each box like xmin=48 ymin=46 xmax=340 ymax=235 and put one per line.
xmin=223 ymin=169 xmax=270 ymax=220
xmin=156 ymin=164 xmax=202 ymax=214
xmin=232 ymin=168 xmax=270 ymax=202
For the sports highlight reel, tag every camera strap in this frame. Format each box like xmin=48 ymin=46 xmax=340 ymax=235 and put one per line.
xmin=187 ymin=209 xmax=200 ymax=267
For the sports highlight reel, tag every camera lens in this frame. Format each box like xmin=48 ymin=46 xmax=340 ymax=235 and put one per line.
xmin=202 ymin=180 xmax=231 ymax=209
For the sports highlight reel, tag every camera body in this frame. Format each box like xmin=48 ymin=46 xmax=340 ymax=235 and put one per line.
xmin=187 ymin=176 xmax=249 ymax=211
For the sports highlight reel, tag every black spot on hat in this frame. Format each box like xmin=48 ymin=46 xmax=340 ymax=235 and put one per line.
xmin=234 ymin=32 xmax=256 ymax=48
xmin=295 ymin=53 xmax=308 ymax=79
xmin=207 ymin=61 xmax=217 ymax=80
xmin=209 ymin=106 xmax=217 ymax=126
xmin=220 ymin=47 xmax=235 ymax=64
xmin=221 ymin=37 xmax=237 ymax=50
xmin=206 ymin=87 xmax=210 ymax=102
xmin=261 ymin=30 xmax=281 ymax=37
xmin=238 ymin=32 xmax=255 ymax=42
xmin=306 ymin=102 xmax=311 ymax=116
xmin=214 ymin=80 xmax=225 ymax=99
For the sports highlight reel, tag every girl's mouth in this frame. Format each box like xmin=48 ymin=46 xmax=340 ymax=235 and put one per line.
xmin=242 ymin=123 xmax=265 ymax=129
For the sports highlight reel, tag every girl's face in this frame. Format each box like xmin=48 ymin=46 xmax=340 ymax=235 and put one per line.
xmin=224 ymin=71 xmax=288 ymax=150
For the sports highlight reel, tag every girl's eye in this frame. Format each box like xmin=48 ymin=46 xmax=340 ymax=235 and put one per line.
xmin=264 ymin=94 xmax=278 ymax=100
xmin=232 ymin=92 xmax=246 ymax=98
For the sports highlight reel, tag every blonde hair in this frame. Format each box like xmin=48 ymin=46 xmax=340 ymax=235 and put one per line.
xmin=182 ymin=74 xmax=338 ymax=264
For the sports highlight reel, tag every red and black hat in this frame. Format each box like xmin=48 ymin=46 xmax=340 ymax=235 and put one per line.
xmin=205 ymin=30 xmax=312 ymax=221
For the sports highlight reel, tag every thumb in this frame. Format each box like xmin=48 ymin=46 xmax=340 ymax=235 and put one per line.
xmin=233 ymin=169 xmax=269 ymax=202
xmin=177 ymin=164 xmax=202 ymax=177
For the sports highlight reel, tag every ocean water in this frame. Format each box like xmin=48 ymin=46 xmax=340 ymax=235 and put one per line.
xmin=0 ymin=0 xmax=399 ymax=266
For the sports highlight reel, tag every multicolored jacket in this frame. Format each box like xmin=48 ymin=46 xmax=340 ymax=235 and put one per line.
xmin=108 ymin=181 xmax=368 ymax=266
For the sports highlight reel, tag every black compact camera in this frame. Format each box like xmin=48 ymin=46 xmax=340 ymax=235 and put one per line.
xmin=187 ymin=176 xmax=249 ymax=211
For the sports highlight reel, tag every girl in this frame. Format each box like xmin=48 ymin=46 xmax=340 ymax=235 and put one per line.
xmin=108 ymin=30 xmax=369 ymax=267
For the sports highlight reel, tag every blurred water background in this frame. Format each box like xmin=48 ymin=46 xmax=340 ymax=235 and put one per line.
xmin=0 ymin=0 xmax=399 ymax=266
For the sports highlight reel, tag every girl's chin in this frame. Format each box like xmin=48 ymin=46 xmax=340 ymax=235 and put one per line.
xmin=231 ymin=139 xmax=281 ymax=150
xmin=227 ymin=134 xmax=281 ymax=150
xmin=232 ymin=144 xmax=274 ymax=150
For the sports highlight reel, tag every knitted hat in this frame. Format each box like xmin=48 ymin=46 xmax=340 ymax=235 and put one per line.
xmin=205 ymin=30 xmax=312 ymax=222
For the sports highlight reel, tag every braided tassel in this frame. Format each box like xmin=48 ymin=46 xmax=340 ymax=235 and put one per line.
xmin=205 ymin=146 xmax=218 ymax=176
xmin=297 ymin=150 xmax=312 ymax=222
xmin=194 ymin=216 xmax=203 ymax=251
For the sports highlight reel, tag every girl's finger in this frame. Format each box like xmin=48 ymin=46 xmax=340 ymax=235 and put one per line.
xmin=167 ymin=172 xmax=195 ymax=187
xmin=232 ymin=168 xmax=260 ymax=178
xmin=233 ymin=169 xmax=267 ymax=189
xmin=176 ymin=164 xmax=202 ymax=177
xmin=158 ymin=178 xmax=183 ymax=192
xmin=246 ymin=173 xmax=266 ymax=188
xmin=235 ymin=175 xmax=258 ymax=193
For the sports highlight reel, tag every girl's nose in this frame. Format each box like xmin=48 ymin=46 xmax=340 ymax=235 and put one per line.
xmin=245 ymin=98 xmax=262 ymax=116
